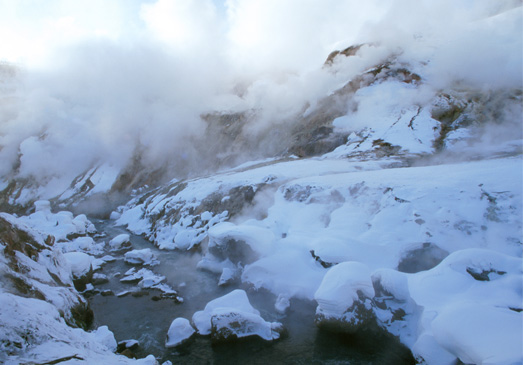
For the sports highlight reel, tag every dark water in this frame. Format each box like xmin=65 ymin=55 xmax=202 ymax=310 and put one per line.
xmin=88 ymin=220 xmax=415 ymax=364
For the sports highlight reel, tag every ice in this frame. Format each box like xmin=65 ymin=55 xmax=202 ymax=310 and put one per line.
xmin=165 ymin=318 xmax=195 ymax=348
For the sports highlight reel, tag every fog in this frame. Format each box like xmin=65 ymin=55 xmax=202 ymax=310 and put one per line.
xmin=0 ymin=0 xmax=521 ymax=196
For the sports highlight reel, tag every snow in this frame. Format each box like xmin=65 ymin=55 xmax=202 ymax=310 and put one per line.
xmin=109 ymin=233 xmax=131 ymax=250
xmin=192 ymin=289 xmax=260 ymax=335
xmin=0 ymin=212 xmax=155 ymax=364
xmin=93 ymin=325 xmax=118 ymax=352
xmin=404 ymin=248 xmax=523 ymax=362
xmin=113 ymin=150 xmax=521 ymax=363
xmin=1 ymin=19 xmax=521 ymax=362
xmin=431 ymin=303 xmax=522 ymax=365
xmin=110 ymin=143 xmax=523 ymax=363
xmin=210 ymin=308 xmax=283 ymax=341
xmin=165 ymin=318 xmax=195 ymax=348
xmin=17 ymin=201 xmax=96 ymax=242
xmin=63 ymin=252 xmax=94 ymax=278
xmin=314 ymin=262 xmax=375 ymax=319
xmin=191 ymin=289 xmax=283 ymax=342
xmin=124 ymin=248 xmax=158 ymax=266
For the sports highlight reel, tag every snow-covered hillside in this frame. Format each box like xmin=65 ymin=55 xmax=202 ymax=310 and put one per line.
xmin=0 ymin=205 xmax=158 ymax=364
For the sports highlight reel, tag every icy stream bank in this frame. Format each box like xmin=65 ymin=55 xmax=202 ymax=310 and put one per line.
xmin=88 ymin=220 xmax=415 ymax=364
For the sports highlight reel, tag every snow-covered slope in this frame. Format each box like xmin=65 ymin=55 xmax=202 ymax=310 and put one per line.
xmin=116 ymin=143 xmax=522 ymax=364
xmin=0 ymin=206 xmax=157 ymax=364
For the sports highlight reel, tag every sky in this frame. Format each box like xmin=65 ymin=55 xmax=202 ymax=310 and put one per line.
xmin=0 ymin=0 xmax=388 ymax=74
xmin=0 ymin=0 xmax=521 ymax=197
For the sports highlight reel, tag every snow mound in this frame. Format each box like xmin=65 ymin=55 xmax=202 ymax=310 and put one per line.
xmin=109 ymin=233 xmax=131 ymax=250
xmin=192 ymin=289 xmax=283 ymax=341
xmin=124 ymin=248 xmax=158 ymax=266
xmin=18 ymin=201 xmax=96 ymax=242
xmin=63 ymin=252 xmax=94 ymax=278
xmin=314 ymin=261 xmax=375 ymax=319
xmin=432 ymin=302 xmax=522 ymax=365
xmin=165 ymin=318 xmax=195 ymax=348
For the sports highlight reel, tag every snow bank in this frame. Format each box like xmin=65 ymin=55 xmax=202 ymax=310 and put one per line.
xmin=407 ymin=248 xmax=523 ymax=363
xmin=432 ymin=303 xmax=522 ymax=365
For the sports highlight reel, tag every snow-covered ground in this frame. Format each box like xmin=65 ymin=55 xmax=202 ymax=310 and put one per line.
xmin=116 ymin=152 xmax=522 ymax=363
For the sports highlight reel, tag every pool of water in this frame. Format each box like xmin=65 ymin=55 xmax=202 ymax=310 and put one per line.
xmin=88 ymin=220 xmax=415 ymax=364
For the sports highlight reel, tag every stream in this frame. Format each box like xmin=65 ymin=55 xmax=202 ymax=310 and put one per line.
xmin=87 ymin=219 xmax=415 ymax=364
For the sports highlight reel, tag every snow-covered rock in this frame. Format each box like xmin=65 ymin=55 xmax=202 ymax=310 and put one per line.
xmin=57 ymin=236 xmax=105 ymax=255
xmin=16 ymin=201 xmax=97 ymax=242
xmin=192 ymin=289 xmax=283 ymax=341
xmin=124 ymin=248 xmax=158 ymax=266
xmin=314 ymin=262 xmax=376 ymax=332
xmin=211 ymin=309 xmax=284 ymax=342
xmin=109 ymin=233 xmax=131 ymax=250
xmin=407 ymin=248 xmax=522 ymax=364
xmin=165 ymin=318 xmax=195 ymax=347
xmin=63 ymin=251 xmax=94 ymax=279
xmin=93 ymin=325 xmax=118 ymax=352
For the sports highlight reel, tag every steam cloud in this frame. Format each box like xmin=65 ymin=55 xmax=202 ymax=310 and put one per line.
xmin=0 ymin=0 xmax=521 ymax=196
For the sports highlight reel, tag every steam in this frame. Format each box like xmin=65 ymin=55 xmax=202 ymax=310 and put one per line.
xmin=0 ymin=0 xmax=521 ymax=197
